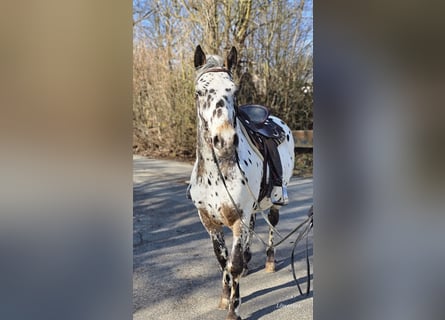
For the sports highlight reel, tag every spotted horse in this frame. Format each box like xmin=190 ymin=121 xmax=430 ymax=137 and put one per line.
xmin=188 ymin=45 xmax=295 ymax=320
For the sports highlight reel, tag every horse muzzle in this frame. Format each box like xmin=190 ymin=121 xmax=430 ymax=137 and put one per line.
xmin=212 ymin=124 xmax=238 ymax=158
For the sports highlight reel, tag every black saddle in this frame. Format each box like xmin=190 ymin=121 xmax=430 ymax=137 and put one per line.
xmin=236 ymin=104 xmax=286 ymax=202
xmin=237 ymin=105 xmax=284 ymax=140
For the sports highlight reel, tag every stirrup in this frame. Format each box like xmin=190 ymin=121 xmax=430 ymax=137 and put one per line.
xmin=271 ymin=186 xmax=288 ymax=205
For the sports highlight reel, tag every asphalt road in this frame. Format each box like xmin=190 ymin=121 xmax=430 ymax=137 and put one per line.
xmin=133 ymin=155 xmax=313 ymax=320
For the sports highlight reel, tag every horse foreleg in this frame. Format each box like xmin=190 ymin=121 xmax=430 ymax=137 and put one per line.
xmin=211 ymin=231 xmax=231 ymax=310
xmin=225 ymin=222 xmax=244 ymax=320
xmin=265 ymin=206 xmax=279 ymax=272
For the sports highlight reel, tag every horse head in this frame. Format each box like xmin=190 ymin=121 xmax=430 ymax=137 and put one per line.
xmin=194 ymin=45 xmax=239 ymax=159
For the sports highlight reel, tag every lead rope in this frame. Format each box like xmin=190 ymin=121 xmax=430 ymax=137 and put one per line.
xmin=211 ymin=145 xmax=313 ymax=297
xmin=291 ymin=206 xmax=313 ymax=296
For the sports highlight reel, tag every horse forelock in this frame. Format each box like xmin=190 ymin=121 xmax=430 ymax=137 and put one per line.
xmin=195 ymin=55 xmax=225 ymax=81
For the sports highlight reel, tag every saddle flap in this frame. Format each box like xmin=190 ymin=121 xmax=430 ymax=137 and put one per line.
xmin=255 ymin=119 xmax=285 ymax=139
xmin=237 ymin=104 xmax=270 ymax=125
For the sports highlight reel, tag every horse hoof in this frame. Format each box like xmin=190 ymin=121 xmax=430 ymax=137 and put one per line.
xmin=218 ymin=297 xmax=229 ymax=310
xmin=265 ymin=261 xmax=275 ymax=273
xmin=225 ymin=313 xmax=242 ymax=320
xmin=241 ymin=267 xmax=249 ymax=277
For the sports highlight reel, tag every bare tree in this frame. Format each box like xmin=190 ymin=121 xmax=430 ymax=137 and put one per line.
xmin=133 ymin=0 xmax=313 ymax=158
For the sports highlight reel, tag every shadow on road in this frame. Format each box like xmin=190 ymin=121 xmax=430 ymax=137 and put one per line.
xmin=133 ymin=157 xmax=313 ymax=319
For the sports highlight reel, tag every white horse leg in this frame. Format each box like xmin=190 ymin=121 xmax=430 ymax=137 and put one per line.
xmin=225 ymin=222 xmax=244 ymax=320
xmin=265 ymin=205 xmax=279 ymax=272
xmin=241 ymin=213 xmax=256 ymax=277
xmin=198 ymin=209 xmax=231 ymax=310
xmin=211 ymin=231 xmax=231 ymax=310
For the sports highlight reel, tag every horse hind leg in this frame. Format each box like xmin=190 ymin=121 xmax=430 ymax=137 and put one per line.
xmin=265 ymin=205 xmax=279 ymax=272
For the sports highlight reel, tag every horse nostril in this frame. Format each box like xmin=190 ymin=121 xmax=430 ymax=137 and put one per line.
xmin=213 ymin=135 xmax=220 ymax=147
xmin=213 ymin=135 xmax=226 ymax=149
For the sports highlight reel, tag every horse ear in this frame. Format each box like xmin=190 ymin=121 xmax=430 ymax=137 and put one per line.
xmin=225 ymin=46 xmax=237 ymax=72
xmin=194 ymin=45 xmax=206 ymax=69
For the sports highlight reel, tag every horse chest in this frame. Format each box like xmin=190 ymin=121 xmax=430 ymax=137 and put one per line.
xmin=190 ymin=131 xmax=267 ymax=214
xmin=191 ymin=161 xmax=240 ymax=209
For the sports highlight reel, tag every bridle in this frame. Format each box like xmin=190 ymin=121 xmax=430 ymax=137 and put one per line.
xmin=195 ymin=66 xmax=233 ymax=82
xmin=195 ymin=66 xmax=236 ymax=148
